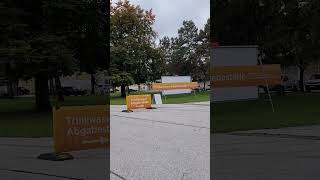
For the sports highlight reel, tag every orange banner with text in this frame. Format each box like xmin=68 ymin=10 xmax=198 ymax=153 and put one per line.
xmin=126 ymin=94 xmax=152 ymax=110
xmin=53 ymin=105 xmax=109 ymax=153
xmin=152 ymin=82 xmax=199 ymax=91
xmin=211 ymin=64 xmax=281 ymax=88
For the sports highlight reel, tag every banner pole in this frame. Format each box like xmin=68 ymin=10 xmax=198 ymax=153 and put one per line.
xmin=258 ymin=59 xmax=275 ymax=113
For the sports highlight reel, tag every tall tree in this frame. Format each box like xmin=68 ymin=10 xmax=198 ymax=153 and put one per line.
xmin=169 ymin=20 xmax=199 ymax=78
xmin=159 ymin=36 xmax=172 ymax=75
xmin=0 ymin=0 xmax=88 ymax=111
xmin=77 ymin=0 xmax=109 ymax=95
xmin=195 ymin=18 xmax=210 ymax=89
xmin=213 ymin=0 xmax=320 ymax=91
xmin=110 ymin=0 xmax=157 ymax=97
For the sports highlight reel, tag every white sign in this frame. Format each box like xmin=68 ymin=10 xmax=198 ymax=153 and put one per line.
xmin=153 ymin=94 xmax=162 ymax=104
xmin=161 ymin=76 xmax=192 ymax=95
xmin=211 ymin=46 xmax=259 ymax=102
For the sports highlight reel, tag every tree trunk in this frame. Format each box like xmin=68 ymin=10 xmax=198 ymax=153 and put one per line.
xmin=91 ymin=73 xmax=96 ymax=95
xmin=7 ymin=80 xmax=14 ymax=98
xmin=299 ymin=65 xmax=305 ymax=92
xmin=55 ymin=76 xmax=64 ymax=102
xmin=7 ymin=78 xmax=18 ymax=98
xmin=120 ymin=84 xmax=126 ymax=97
xmin=49 ymin=78 xmax=55 ymax=96
xmin=35 ymin=73 xmax=51 ymax=112
xmin=203 ymin=81 xmax=206 ymax=91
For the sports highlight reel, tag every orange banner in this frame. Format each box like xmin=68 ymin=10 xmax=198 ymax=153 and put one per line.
xmin=126 ymin=94 xmax=152 ymax=110
xmin=211 ymin=64 xmax=281 ymax=88
xmin=53 ymin=105 xmax=109 ymax=153
xmin=152 ymin=82 xmax=199 ymax=91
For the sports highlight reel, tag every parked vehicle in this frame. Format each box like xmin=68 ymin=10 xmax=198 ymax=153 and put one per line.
xmin=62 ymin=87 xmax=87 ymax=96
xmin=128 ymin=89 xmax=137 ymax=92
xmin=305 ymin=74 xmax=320 ymax=92
xmin=259 ymin=75 xmax=298 ymax=95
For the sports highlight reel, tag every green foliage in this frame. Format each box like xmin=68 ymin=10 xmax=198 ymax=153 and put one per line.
xmin=0 ymin=0 xmax=107 ymax=110
xmin=159 ymin=19 xmax=210 ymax=83
xmin=213 ymin=0 xmax=320 ymax=90
xmin=111 ymin=72 xmax=135 ymax=88
xmin=0 ymin=0 xmax=82 ymax=80
xmin=213 ymin=0 xmax=320 ymax=66
xmin=76 ymin=0 xmax=109 ymax=75
xmin=110 ymin=0 xmax=163 ymax=93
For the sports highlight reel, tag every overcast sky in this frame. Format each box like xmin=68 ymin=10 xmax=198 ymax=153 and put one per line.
xmin=126 ymin=0 xmax=210 ymax=40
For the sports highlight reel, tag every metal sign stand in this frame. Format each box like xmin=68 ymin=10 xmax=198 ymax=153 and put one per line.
xmin=162 ymin=91 xmax=167 ymax=101
xmin=258 ymin=59 xmax=275 ymax=113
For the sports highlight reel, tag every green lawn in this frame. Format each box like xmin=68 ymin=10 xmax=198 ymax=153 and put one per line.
xmin=212 ymin=93 xmax=320 ymax=133
xmin=0 ymin=91 xmax=209 ymax=137
xmin=3 ymin=92 xmax=320 ymax=137
xmin=0 ymin=95 xmax=109 ymax=137
xmin=0 ymin=97 xmax=52 ymax=137
xmin=110 ymin=91 xmax=210 ymax=105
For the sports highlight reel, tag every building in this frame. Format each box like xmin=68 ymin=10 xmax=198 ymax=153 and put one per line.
xmin=18 ymin=71 xmax=111 ymax=95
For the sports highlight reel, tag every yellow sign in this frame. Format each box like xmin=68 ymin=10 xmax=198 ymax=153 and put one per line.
xmin=53 ymin=105 xmax=109 ymax=153
xmin=126 ymin=95 xmax=152 ymax=110
xmin=152 ymin=82 xmax=199 ymax=91
xmin=211 ymin=64 xmax=281 ymax=88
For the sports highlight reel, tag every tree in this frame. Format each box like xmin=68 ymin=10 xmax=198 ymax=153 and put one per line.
xmin=0 ymin=1 xmax=30 ymax=98
xmin=76 ymin=0 xmax=109 ymax=95
xmin=159 ymin=19 xmax=210 ymax=86
xmin=213 ymin=0 xmax=320 ymax=92
xmin=159 ymin=36 xmax=172 ymax=75
xmin=195 ymin=18 xmax=210 ymax=89
xmin=0 ymin=0 xmax=88 ymax=111
xmin=167 ymin=20 xmax=199 ymax=79
xmin=110 ymin=0 xmax=157 ymax=97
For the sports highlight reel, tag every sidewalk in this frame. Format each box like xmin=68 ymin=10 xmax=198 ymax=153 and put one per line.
xmin=0 ymin=138 xmax=108 ymax=180
xmin=213 ymin=125 xmax=320 ymax=180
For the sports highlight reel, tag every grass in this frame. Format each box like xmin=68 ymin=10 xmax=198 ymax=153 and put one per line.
xmin=212 ymin=93 xmax=320 ymax=133
xmin=0 ymin=95 xmax=109 ymax=137
xmin=0 ymin=98 xmax=52 ymax=137
xmin=3 ymin=91 xmax=320 ymax=136
xmin=0 ymin=91 xmax=209 ymax=137
xmin=110 ymin=91 xmax=210 ymax=105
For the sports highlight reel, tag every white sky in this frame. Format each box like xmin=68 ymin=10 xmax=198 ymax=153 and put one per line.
xmin=122 ymin=0 xmax=210 ymax=40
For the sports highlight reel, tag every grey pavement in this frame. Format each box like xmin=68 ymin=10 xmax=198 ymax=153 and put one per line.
xmin=213 ymin=126 xmax=320 ymax=180
xmin=110 ymin=102 xmax=210 ymax=180
xmin=0 ymin=137 xmax=108 ymax=180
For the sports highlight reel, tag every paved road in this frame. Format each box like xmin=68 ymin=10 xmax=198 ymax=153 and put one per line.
xmin=213 ymin=126 xmax=320 ymax=180
xmin=110 ymin=102 xmax=210 ymax=180
xmin=0 ymin=138 xmax=109 ymax=180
